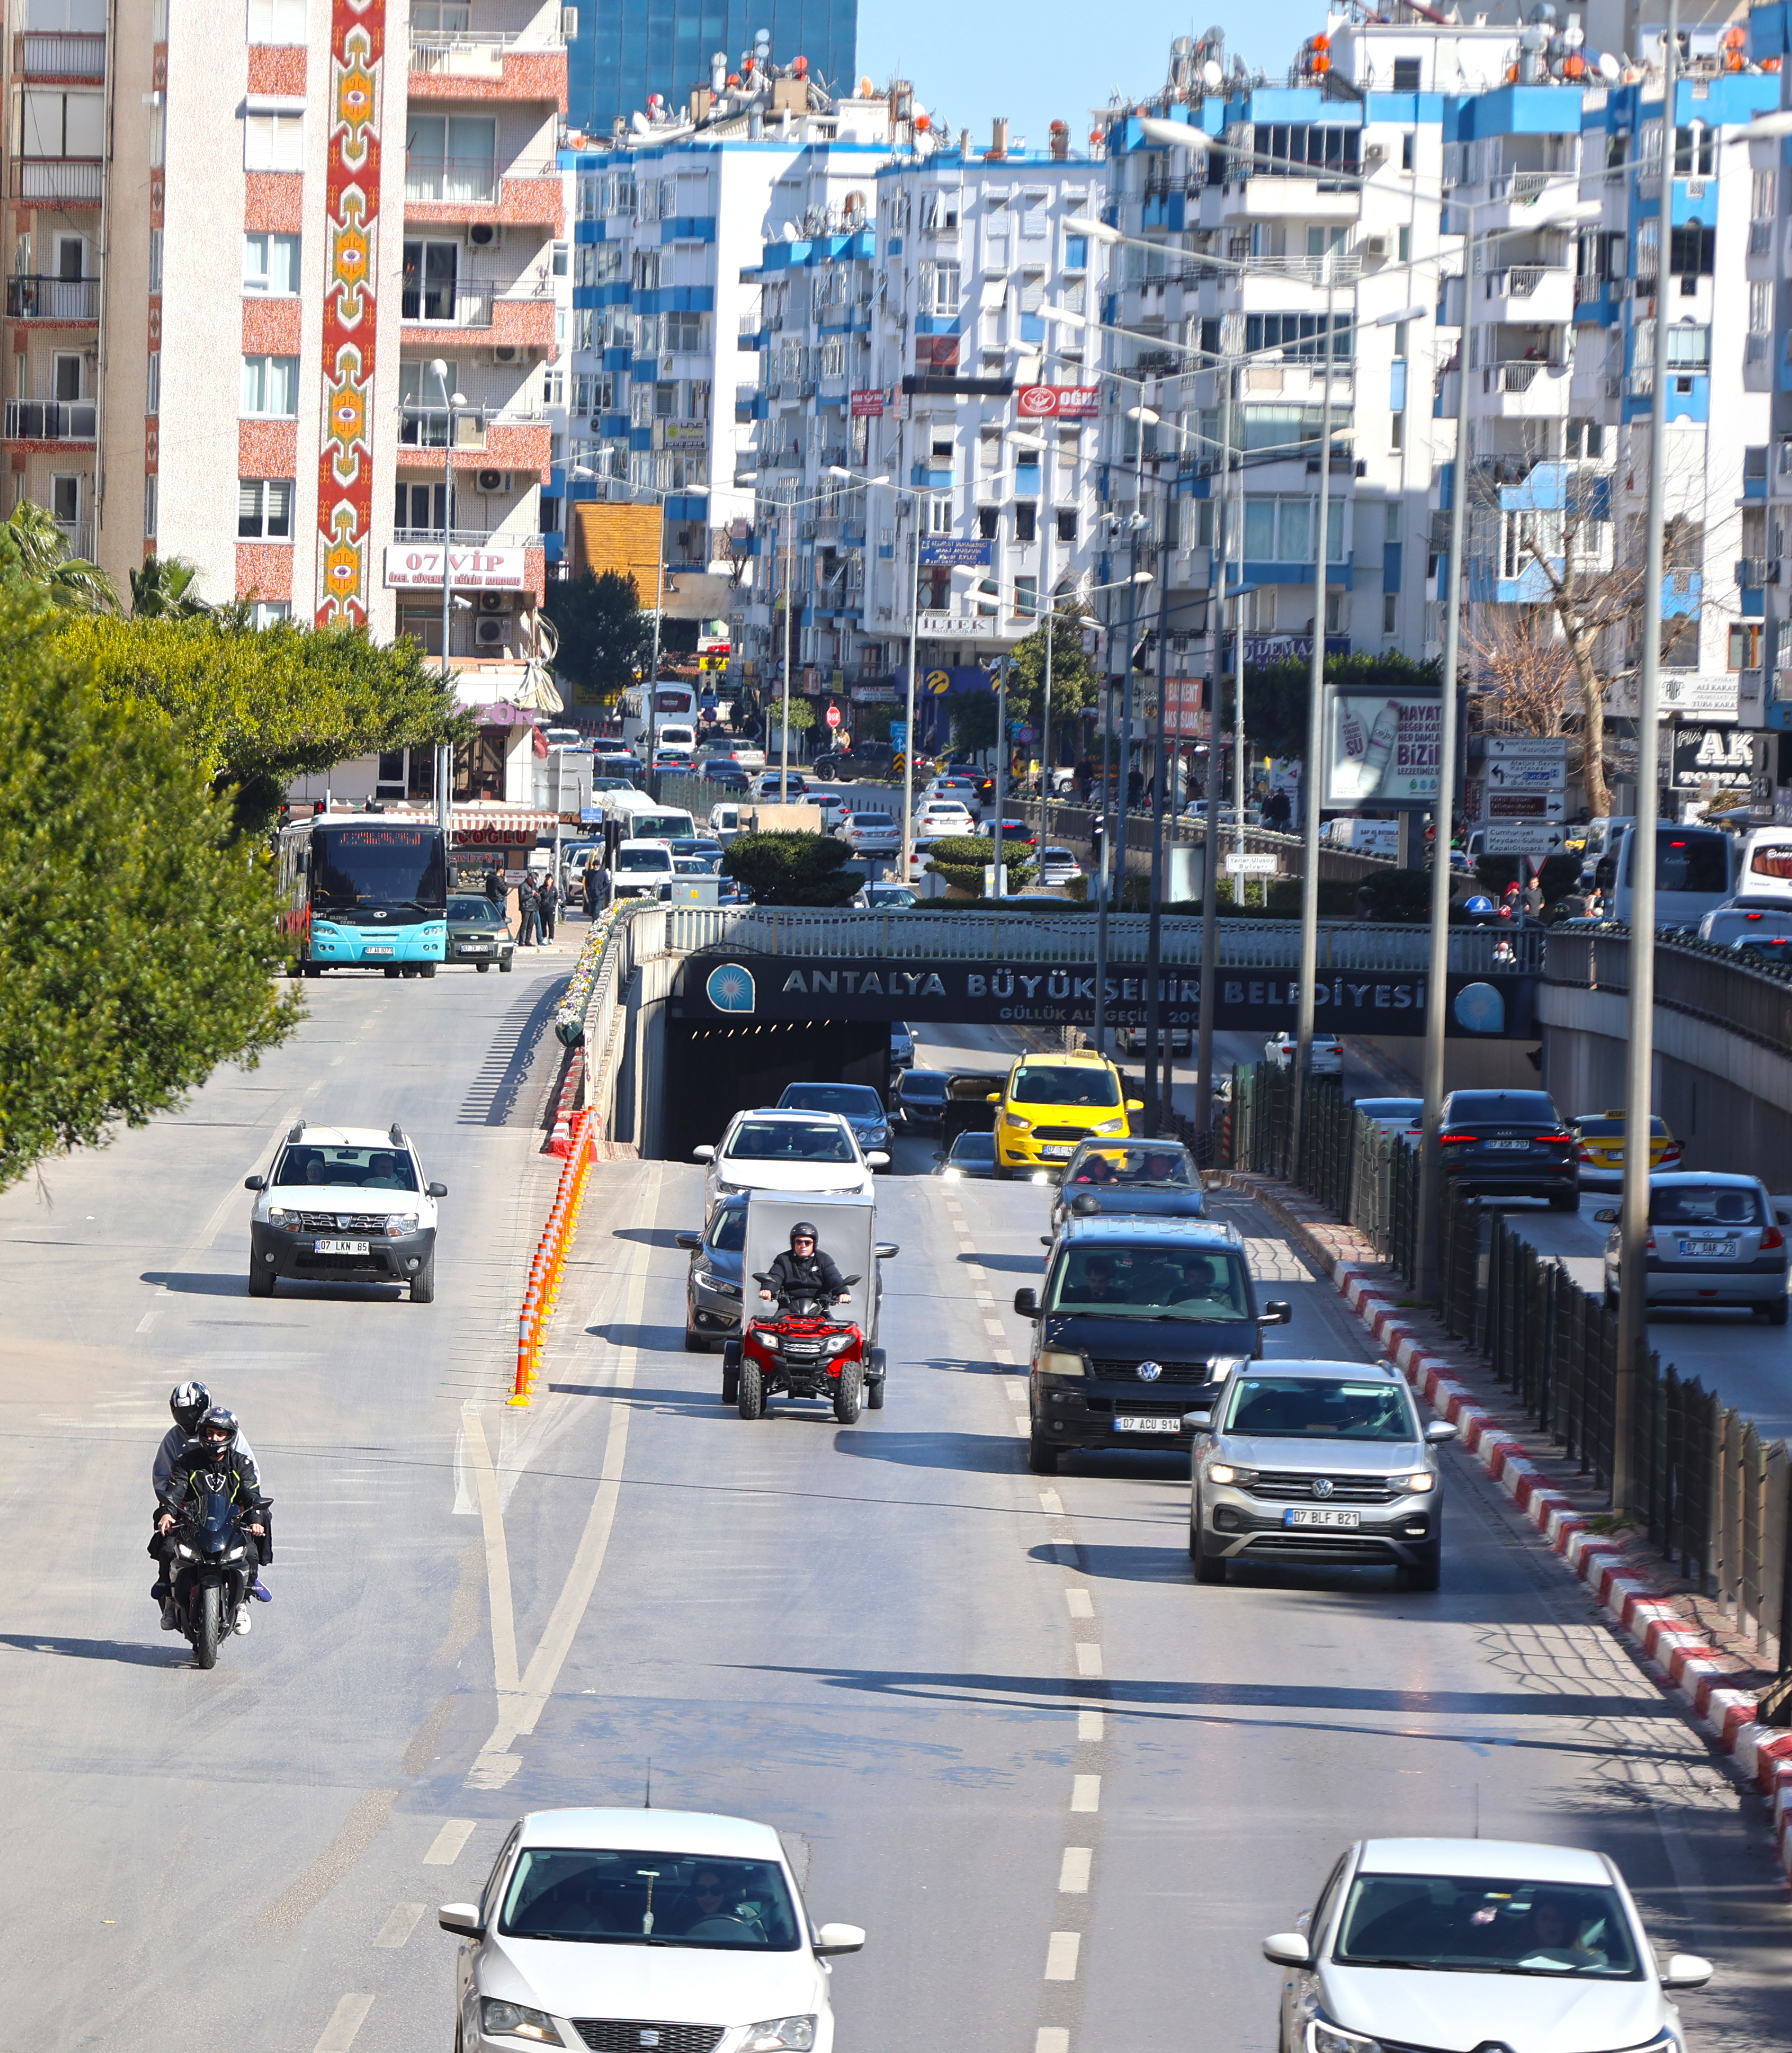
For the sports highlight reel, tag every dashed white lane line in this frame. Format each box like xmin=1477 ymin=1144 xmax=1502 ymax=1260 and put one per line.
xmin=1074 ymin=1643 xmax=1104 ymax=1677
xmin=1044 ymin=1931 xmax=1082 ymax=1981
xmin=1038 ymin=1489 xmax=1065 ymax=1516
xmin=983 ymin=1319 xmax=1006 ymax=1337
xmin=1064 ymin=1589 xmax=1094 ymax=1619
xmin=994 ymin=1348 xmax=1016 ymax=1364
xmin=1071 ymin=1773 xmax=1100 ymax=1812
xmin=422 ymin=1819 xmax=476 ymax=1865
xmin=1058 ymin=1847 xmax=1092 ymax=1893
xmin=1011 ymin=1416 xmax=1031 ymax=1436
xmin=312 ymin=1994 xmax=374 ymax=2052
xmin=373 ymin=1902 xmax=425 ymax=1948
xmin=1078 ymin=1710 xmax=1104 ymax=1743
xmin=1037 ymin=2033 xmax=1070 ymax=2053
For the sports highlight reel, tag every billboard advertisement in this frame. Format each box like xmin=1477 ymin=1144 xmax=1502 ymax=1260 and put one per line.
xmin=1320 ymin=687 xmax=1442 ymax=810
xmin=919 ymin=537 xmax=992 ymax=567
xmin=1015 ymin=385 xmax=1101 ymax=419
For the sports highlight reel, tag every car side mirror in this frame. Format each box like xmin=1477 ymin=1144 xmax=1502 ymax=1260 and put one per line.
xmin=866 ymin=1151 xmax=890 ymax=1168
xmin=1424 ymin=1419 xmax=1458 ymax=1444
xmin=437 ymin=1903 xmax=485 ymax=1940
xmin=1661 ymin=1954 xmax=1714 ymax=1991
xmin=1262 ymin=1931 xmax=1311 ymax=1969
xmin=1126 ymin=1099 xmax=1144 ymax=1111
xmin=243 ymin=1175 xmax=266 ymax=1191
xmin=675 ymin=1232 xmax=701 ymax=1251
xmin=932 ymin=1153 xmax=945 ymax=1163
xmin=1261 ymin=1300 xmax=1292 ymax=1325
xmin=1041 ymin=1235 xmax=1055 ymax=1247
xmin=1593 ymin=1207 xmax=1618 ymax=1223
xmin=985 ymin=1092 xmax=1000 ymax=1102
xmin=814 ymin=1921 xmax=866 ymax=1957
xmin=1014 ymin=1288 xmax=1039 ymax=1316
xmin=693 ymin=1145 xmax=716 ymax=1162
xmin=1186 ymin=1411 xmax=1213 ymax=1431
xmin=427 ymin=1182 xmax=448 ymax=1198
xmin=875 ymin=1243 xmax=900 ymax=1259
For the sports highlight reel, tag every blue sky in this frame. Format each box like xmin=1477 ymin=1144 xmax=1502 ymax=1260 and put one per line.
xmin=855 ymin=0 xmax=1322 ymax=156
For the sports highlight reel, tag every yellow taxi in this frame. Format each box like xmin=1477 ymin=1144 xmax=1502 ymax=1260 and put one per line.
xmin=989 ymin=1049 xmax=1140 ymax=1178
xmin=1569 ymin=1109 xmax=1683 ymax=1190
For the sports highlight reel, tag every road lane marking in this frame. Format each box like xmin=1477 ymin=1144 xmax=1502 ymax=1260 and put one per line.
xmin=1074 ymin=1643 xmax=1103 ymax=1677
xmin=462 ymin=1405 xmax=519 ymax=1696
xmin=1064 ymin=1589 xmax=1094 ymax=1618
xmin=1058 ymin=1848 xmax=1092 ymax=1893
xmin=1036 ymin=2033 xmax=1069 ymax=2053
xmin=1071 ymin=1774 xmax=1100 ymax=1812
xmin=984 ymin=1319 xmax=1005 ymax=1336
xmin=1038 ymin=1489 xmax=1065 ymax=1517
xmin=261 ymin=1790 xmax=397 ymax=1930
xmin=1078 ymin=1711 xmax=1104 ymax=1742
xmin=422 ymin=1819 xmax=477 ymax=1865
xmin=1044 ymin=1931 xmax=1081 ymax=1981
xmin=312 ymin=1994 xmax=374 ymax=2052
xmin=374 ymin=1903 xmax=425 ymax=1948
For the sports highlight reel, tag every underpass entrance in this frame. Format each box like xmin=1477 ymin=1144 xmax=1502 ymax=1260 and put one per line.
xmin=664 ymin=1017 xmax=891 ymax=1162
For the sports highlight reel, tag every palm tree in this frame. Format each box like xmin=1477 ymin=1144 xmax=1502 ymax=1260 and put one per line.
xmin=0 ymin=499 xmax=117 ymax=613
xmin=129 ymin=553 xmax=213 ymax=618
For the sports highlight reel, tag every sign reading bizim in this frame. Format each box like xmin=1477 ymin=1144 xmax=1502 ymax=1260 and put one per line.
xmin=687 ymin=954 xmax=1534 ymax=1039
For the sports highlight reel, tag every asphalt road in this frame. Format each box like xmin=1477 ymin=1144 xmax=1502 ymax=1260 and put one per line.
xmin=2 ymin=993 xmax=1790 ymax=2051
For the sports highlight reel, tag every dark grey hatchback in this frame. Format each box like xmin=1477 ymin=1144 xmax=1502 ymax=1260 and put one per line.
xmin=1014 ymin=1216 xmax=1291 ymax=1476
xmin=1439 ymin=1088 xmax=1579 ymax=1209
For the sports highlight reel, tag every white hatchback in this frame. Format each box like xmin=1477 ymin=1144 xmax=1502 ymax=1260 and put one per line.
xmin=696 ymin=1108 xmax=888 ymax=1214
xmin=441 ymin=1807 xmax=865 ymax=2053
xmin=1267 ymin=1836 xmax=1710 ymax=2053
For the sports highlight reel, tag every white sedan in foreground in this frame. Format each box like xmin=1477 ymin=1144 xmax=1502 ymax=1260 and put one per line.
xmin=1266 ymin=1836 xmax=1709 ymax=2053
xmin=696 ymin=1108 xmax=888 ymax=1215
xmin=441 ymin=1807 xmax=866 ymax=2053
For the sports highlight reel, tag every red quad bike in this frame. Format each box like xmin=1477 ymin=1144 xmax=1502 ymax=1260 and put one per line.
xmin=725 ymin=1272 xmax=885 ymax=1422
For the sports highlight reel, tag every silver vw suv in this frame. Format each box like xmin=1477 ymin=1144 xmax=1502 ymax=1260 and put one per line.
xmin=1188 ymin=1359 xmax=1456 ymax=1591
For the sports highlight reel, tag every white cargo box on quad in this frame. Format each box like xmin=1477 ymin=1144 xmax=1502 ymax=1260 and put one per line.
xmin=743 ymin=1190 xmax=893 ymax=1344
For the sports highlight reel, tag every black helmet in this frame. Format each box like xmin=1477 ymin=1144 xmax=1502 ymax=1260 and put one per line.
xmin=790 ymin=1221 xmax=818 ymax=1247
xmin=170 ymin=1382 xmax=211 ymax=1435
xmin=196 ymin=1405 xmax=239 ymax=1458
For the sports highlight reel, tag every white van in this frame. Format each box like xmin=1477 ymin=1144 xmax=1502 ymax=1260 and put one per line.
xmin=657 ymin=723 xmax=698 ymax=759
xmin=1733 ymin=827 xmax=1792 ymax=904
xmin=1601 ymin=823 xmax=1736 ymax=930
xmin=709 ymin=801 xmax=748 ymax=842
xmin=1322 ymin=818 xmax=1400 ymax=858
xmin=609 ymin=839 xmax=677 ymax=900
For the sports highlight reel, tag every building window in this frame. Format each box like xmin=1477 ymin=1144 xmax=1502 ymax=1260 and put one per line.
xmin=241 ymin=353 xmax=299 ymax=415
xmin=1243 ymin=494 xmax=1346 ymax=562
xmin=1014 ymin=502 xmax=1037 ymax=543
xmin=1243 ymin=312 xmax=1354 ymax=362
xmin=925 ymin=495 xmax=953 ymax=535
xmin=977 ymin=505 xmax=998 ymax=540
xmin=52 ymin=351 xmax=82 ymax=400
xmin=663 ymin=311 xmax=707 ymax=355
xmin=1382 ymin=591 xmax=1397 ymax=634
xmin=405 ymin=114 xmax=497 ymax=203
xmin=1392 ymin=56 xmax=1421 ymax=90
xmin=148 ymin=226 xmax=162 ymax=292
xmin=1390 ymin=411 xmax=1403 ymax=451
xmin=396 ymin=482 xmax=448 ymax=532
xmin=252 ymin=599 xmax=292 ymax=629
xmin=1730 ymin=623 xmax=1763 ymax=671
xmin=402 ymin=237 xmax=459 ymax=320
xmin=144 ymin=472 xmax=156 ymax=537
xmin=19 ymin=88 xmax=104 ymax=159
xmin=1400 ymin=131 xmax=1414 ymax=172
xmin=1668 ymin=222 xmax=1714 ymax=278
xmin=1056 ymin=509 xmax=1077 ymax=543
xmin=248 ymin=0 xmax=306 ymax=39
xmin=244 ymin=112 xmax=303 ymax=172
xmin=244 ymin=231 xmax=301 ymax=293
xmin=146 ymin=351 xmax=159 ymax=414
xmin=922 ymin=262 xmax=961 ymax=316
xmin=1014 ymin=573 xmax=1037 ymax=618
xmin=50 ymin=473 xmax=79 ymax=525
xmin=238 ymin=477 xmax=294 ymax=539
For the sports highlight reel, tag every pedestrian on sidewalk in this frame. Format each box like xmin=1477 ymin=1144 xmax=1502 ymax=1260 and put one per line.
xmin=517 ymin=874 xmax=541 ymax=948
xmin=484 ymin=864 xmax=507 ymax=911
xmin=536 ymin=869 xmax=558 ymax=942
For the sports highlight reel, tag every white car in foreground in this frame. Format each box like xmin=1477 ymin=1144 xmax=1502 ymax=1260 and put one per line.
xmin=696 ymin=1108 xmax=888 ymax=1215
xmin=441 ymin=1807 xmax=865 ymax=2053
xmin=1266 ymin=1837 xmax=1710 ymax=2053
xmin=1265 ymin=1032 xmax=1342 ymax=1075
xmin=245 ymin=1120 xmax=445 ymax=1302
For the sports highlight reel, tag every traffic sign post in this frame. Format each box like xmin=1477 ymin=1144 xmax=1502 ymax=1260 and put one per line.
xmin=826 ymin=705 xmax=841 ymax=729
xmin=1479 ymin=821 xmax=1567 ymax=857
xmin=1225 ymin=853 xmax=1278 ymax=875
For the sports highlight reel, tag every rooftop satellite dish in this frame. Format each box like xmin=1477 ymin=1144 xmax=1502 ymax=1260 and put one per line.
xmin=630 ymin=107 xmax=651 ymax=131
xmin=780 ymin=221 xmax=799 ymax=240
xmin=1597 ymin=48 xmax=1621 ymax=79
xmin=1202 ymin=58 xmax=1225 ymax=88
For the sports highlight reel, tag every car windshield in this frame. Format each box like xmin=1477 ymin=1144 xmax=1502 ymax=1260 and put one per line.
xmin=780 ymin=1084 xmax=884 ymax=1117
xmin=951 ymin=1132 xmax=996 ymax=1164
xmin=1043 ymin=849 xmax=1076 ymax=864
xmin=272 ymin=1144 xmax=419 ymax=1191
xmin=1356 ymin=1099 xmax=1421 ymax=1122
xmin=707 ymin=1205 xmax=747 ymax=1252
xmin=727 ymin=1120 xmax=856 ymax=1163
xmin=852 ymin=814 xmax=894 ymax=828
xmin=499 ymin=1849 xmax=801 ymax=1951
xmin=1650 ymin=1184 xmax=1766 ymax=1226
xmin=617 ymin=849 xmax=673 ymax=872
xmin=448 ymin=897 xmax=504 ymax=925
xmin=1223 ymin=1375 xmax=1417 ymax=1440
xmin=1013 ymin=1064 xmax=1121 ymax=1109
xmin=1046 ymin=1245 xmax=1249 ymax=1321
xmin=1445 ymin=1092 xmax=1558 ymax=1124
xmin=311 ymin=825 xmax=446 ymax=911
xmin=1334 ymin=1873 xmax=1641 ymax=1979
xmin=1067 ymin=1145 xmax=1194 ymax=1186
xmin=901 ymin=1073 xmax=949 ymax=1099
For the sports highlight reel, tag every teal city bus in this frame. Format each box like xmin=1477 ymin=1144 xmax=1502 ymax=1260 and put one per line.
xmin=279 ymin=816 xmax=449 ymax=976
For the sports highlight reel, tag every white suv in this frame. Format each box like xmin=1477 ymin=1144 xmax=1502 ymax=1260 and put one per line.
xmin=245 ymin=1122 xmax=445 ymax=1302
xmin=1267 ymin=1837 xmax=1710 ymax=2053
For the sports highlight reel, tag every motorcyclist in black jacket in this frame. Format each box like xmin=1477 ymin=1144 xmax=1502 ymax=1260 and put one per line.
xmin=759 ymin=1221 xmax=850 ymax=1306
xmin=155 ymin=1407 xmax=270 ymax=1637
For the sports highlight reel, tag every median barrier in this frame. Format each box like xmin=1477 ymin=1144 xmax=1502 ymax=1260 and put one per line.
xmin=511 ymin=1104 xmax=595 ymax=1405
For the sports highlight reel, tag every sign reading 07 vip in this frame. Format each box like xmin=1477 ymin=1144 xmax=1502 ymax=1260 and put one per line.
xmin=1320 ymin=685 xmax=1442 ymax=811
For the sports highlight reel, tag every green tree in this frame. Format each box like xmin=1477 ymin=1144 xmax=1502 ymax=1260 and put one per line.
xmin=543 ymin=570 xmax=654 ymax=703
xmin=1240 ymin=649 xmax=1440 ymax=763
xmin=58 ymin=613 xmax=467 ymax=831
xmin=0 ymin=500 xmax=117 ymax=615
xmin=923 ymin=832 xmax=1038 ymax=895
xmin=0 ymin=597 xmax=298 ymax=1189
xmin=129 ymin=554 xmax=212 ymax=618
xmin=1007 ymin=611 xmax=1099 ymax=763
xmin=720 ymin=830 xmax=859 ymax=907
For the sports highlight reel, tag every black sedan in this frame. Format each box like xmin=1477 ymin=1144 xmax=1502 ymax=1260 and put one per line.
xmin=1439 ymin=1088 xmax=1579 ymax=1209
xmin=1049 ymin=1140 xmax=1207 ymax=1233
xmin=700 ymin=761 xmax=752 ymax=790
xmin=893 ymin=1069 xmax=950 ymax=1126
xmin=676 ymin=1194 xmax=746 ymax=1350
xmin=446 ymin=894 xmax=514 ymax=972
xmin=934 ymin=1131 xmax=997 ymax=1178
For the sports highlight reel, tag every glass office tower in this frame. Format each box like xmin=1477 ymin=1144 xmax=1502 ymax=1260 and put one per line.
xmin=572 ymin=0 xmax=859 ymax=137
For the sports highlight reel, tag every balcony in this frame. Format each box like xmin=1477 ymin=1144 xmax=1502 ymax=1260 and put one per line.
xmin=396 ymin=404 xmax=547 ymax=456
xmin=1737 ymin=558 xmax=1781 ymax=589
xmin=404 ymin=156 xmax=563 ymax=227
xmin=15 ymin=29 xmax=104 ymax=76
xmin=400 ymin=285 xmax=555 ymax=349
xmin=5 ymin=398 xmax=95 ymax=441
xmin=1185 ymin=252 xmax=1361 ymax=288
xmin=406 ymin=31 xmax=567 ymax=106
xmin=1484 ymin=265 xmax=1575 ymax=323
xmin=1484 ymin=360 xmax=1564 ymax=393
xmin=393 ymin=526 xmax=543 ymax=548
xmin=5 ymin=275 xmax=98 ymax=321
xmin=9 ymin=158 xmax=101 ymax=204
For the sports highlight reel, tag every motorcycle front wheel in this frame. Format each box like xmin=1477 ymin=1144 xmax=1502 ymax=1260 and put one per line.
xmin=833 ymin=1361 xmax=863 ymax=1426
xmin=194 ymin=1583 xmax=221 ymax=1669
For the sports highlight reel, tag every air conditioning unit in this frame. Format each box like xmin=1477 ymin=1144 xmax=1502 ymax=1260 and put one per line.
xmin=477 ymin=590 xmax=510 ymax=613
xmin=559 ymin=4 xmax=577 ymax=34
xmin=492 ymin=345 xmax=519 ymax=364
xmin=468 ymin=222 xmax=503 ymax=250
xmin=1359 ymin=234 xmax=1388 ymax=259
xmin=474 ymin=615 xmax=507 ymax=647
xmin=476 ymin=468 xmax=513 ymax=493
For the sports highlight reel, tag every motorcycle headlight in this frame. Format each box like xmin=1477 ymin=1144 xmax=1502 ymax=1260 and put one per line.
xmin=176 ymin=1543 xmax=197 ymax=1559
xmin=223 ymin=1544 xmax=247 ymax=1561
xmin=1309 ymin=2027 xmax=1380 ymax=2053
xmin=480 ymin=1998 xmax=564 ymax=2045
xmin=756 ymin=1332 xmax=782 ymax=1352
xmin=385 ymin=1213 xmax=420 ymax=1238
xmin=1037 ymin=1348 xmax=1085 ymax=1378
xmin=743 ymin=2019 xmax=816 ymax=2052
xmin=1390 ymin=1471 xmax=1436 ymax=1494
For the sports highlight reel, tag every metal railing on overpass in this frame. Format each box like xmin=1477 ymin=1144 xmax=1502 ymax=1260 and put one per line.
xmin=1544 ymin=924 xmax=1792 ymax=1060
